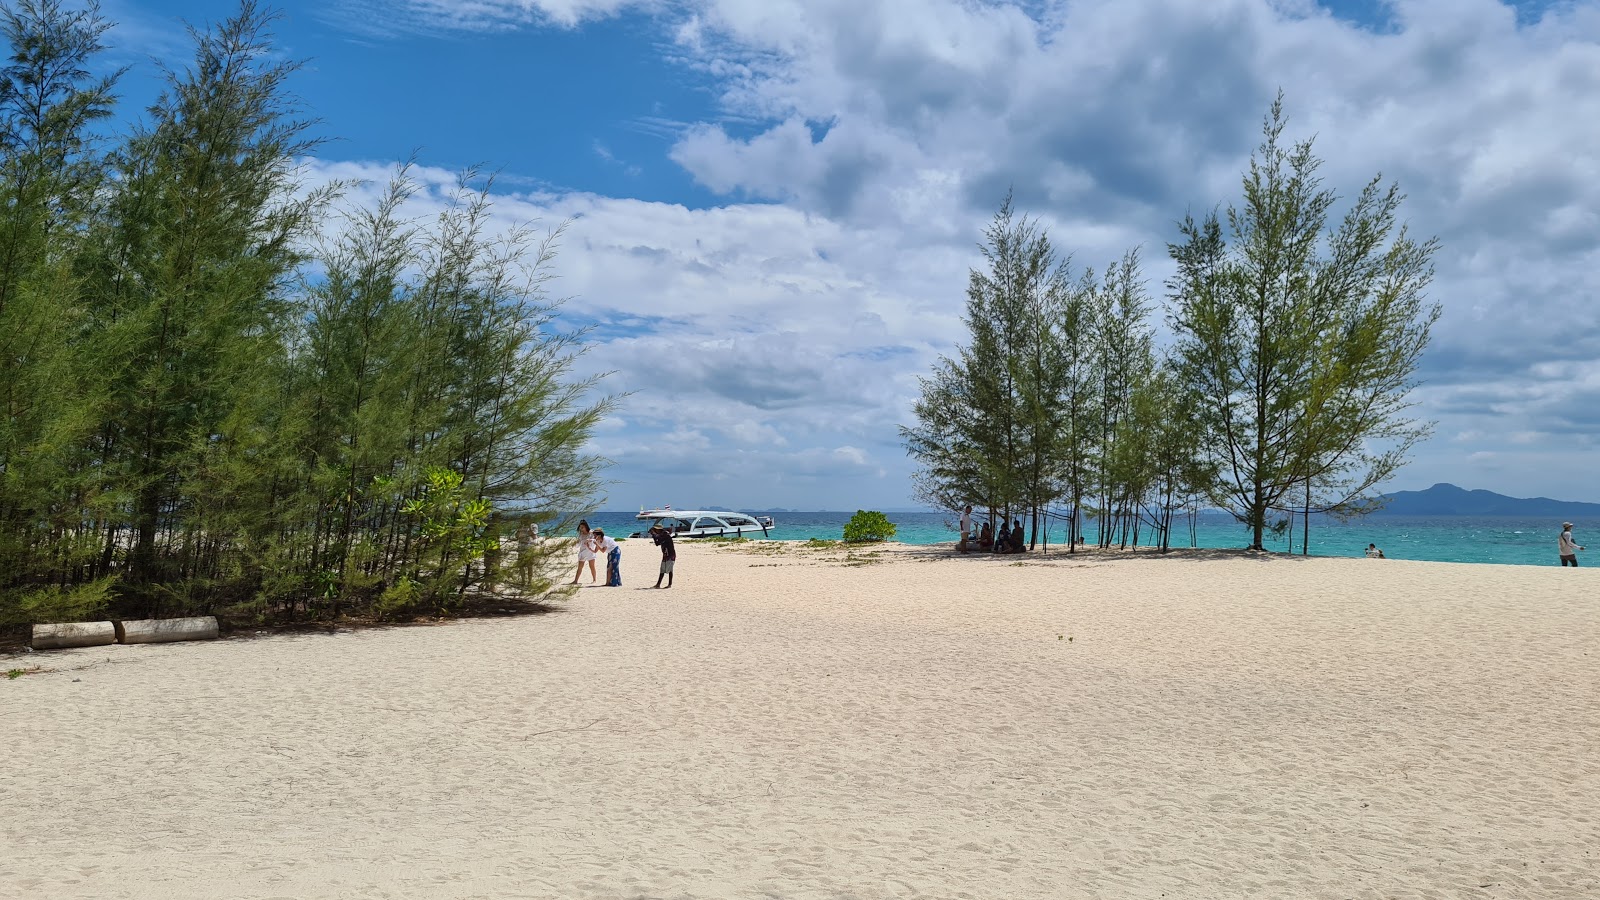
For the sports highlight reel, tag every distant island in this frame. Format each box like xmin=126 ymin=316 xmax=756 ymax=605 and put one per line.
xmin=1374 ymin=483 xmax=1600 ymax=517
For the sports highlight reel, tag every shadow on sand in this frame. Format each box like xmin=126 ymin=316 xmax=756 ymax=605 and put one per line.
xmin=1 ymin=594 xmax=568 ymax=655
xmin=225 ymin=595 xmax=567 ymax=643
xmin=893 ymin=543 xmax=1324 ymax=565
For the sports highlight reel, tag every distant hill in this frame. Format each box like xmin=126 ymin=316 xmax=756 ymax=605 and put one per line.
xmin=1376 ymin=483 xmax=1600 ymax=517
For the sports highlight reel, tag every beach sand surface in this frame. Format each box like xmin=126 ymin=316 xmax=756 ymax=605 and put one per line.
xmin=4 ymin=542 xmax=1598 ymax=899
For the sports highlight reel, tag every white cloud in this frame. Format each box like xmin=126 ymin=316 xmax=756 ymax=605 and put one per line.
xmin=652 ymin=0 xmax=1600 ymax=501
xmin=324 ymin=0 xmax=657 ymax=35
xmin=323 ymin=0 xmax=1600 ymax=505
xmin=296 ymin=157 xmax=965 ymax=507
xmin=831 ymin=446 xmax=867 ymax=466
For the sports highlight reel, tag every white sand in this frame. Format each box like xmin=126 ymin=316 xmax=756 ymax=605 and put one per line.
xmin=4 ymin=542 xmax=1598 ymax=899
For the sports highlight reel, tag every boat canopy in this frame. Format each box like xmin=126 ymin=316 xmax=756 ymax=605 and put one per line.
xmin=633 ymin=509 xmax=773 ymax=537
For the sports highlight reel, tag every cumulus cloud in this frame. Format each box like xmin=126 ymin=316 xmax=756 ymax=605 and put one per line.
xmin=655 ymin=0 xmax=1600 ymax=502
xmin=324 ymin=0 xmax=1600 ymax=505
xmin=296 ymin=157 xmax=959 ymax=507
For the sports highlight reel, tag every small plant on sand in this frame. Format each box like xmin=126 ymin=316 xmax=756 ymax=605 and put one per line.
xmin=842 ymin=510 xmax=896 ymax=544
xmin=804 ymin=538 xmax=841 ymax=549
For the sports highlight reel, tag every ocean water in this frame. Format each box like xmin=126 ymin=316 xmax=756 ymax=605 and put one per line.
xmin=571 ymin=511 xmax=1593 ymax=568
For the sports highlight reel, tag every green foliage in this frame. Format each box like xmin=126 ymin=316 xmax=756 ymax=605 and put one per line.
xmin=373 ymin=576 xmax=422 ymax=620
xmin=902 ymin=195 xmax=1075 ymax=528
xmin=0 ymin=0 xmax=120 ymax=604
xmin=907 ymin=96 xmax=1436 ymax=556
xmin=843 ymin=510 xmax=896 ymax=544
xmin=1168 ymin=95 xmax=1438 ymax=550
xmin=0 ymin=577 xmax=115 ymax=627
xmin=401 ymin=468 xmax=496 ymax=597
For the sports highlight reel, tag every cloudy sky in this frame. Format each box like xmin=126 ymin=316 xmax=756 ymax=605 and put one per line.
xmin=102 ymin=0 xmax=1600 ymax=510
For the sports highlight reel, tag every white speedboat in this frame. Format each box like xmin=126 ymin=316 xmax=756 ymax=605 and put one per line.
xmin=631 ymin=508 xmax=775 ymax=539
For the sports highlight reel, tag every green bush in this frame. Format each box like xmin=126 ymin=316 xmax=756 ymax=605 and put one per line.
xmin=842 ymin=510 xmax=896 ymax=544
xmin=373 ymin=576 xmax=423 ymax=620
xmin=0 ymin=577 xmax=116 ymax=627
xmin=394 ymin=467 xmax=498 ymax=613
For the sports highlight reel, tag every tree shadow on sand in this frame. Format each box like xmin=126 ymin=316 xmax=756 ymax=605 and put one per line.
xmin=0 ymin=595 xmax=568 ymax=654
xmin=894 ymin=544 xmax=1326 ymax=565
xmin=224 ymin=595 xmax=567 ymax=643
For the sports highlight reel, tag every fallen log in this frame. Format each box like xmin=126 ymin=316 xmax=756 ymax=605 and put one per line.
xmin=31 ymin=621 xmax=117 ymax=650
xmin=115 ymin=616 xmax=220 ymax=645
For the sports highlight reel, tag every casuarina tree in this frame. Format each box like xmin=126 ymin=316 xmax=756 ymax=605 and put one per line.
xmin=1167 ymin=96 xmax=1439 ymax=551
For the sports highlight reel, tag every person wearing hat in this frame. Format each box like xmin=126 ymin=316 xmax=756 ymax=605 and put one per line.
xmin=649 ymin=524 xmax=676 ymax=589
xmin=1559 ymin=522 xmax=1584 ymax=567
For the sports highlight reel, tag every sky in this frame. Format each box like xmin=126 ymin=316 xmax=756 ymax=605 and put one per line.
xmin=91 ymin=0 xmax=1600 ymax=510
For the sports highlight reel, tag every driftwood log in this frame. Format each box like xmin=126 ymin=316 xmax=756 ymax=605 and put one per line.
xmin=31 ymin=621 xmax=117 ymax=650
xmin=115 ymin=616 xmax=220 ymax=645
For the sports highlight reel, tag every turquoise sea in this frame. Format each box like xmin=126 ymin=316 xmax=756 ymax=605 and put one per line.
xmin=573 ymin=511 xmax=1592 ymax=568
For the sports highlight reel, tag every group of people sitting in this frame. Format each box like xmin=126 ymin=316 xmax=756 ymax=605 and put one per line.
xmin=965 ymin=518 xmax=1027 ymax=554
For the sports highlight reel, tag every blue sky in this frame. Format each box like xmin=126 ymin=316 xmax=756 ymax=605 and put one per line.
xmin=97 ymin=0 xmax=1600 ymax=510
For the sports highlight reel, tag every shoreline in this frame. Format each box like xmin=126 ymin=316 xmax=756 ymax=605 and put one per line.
xmin=641 ymin=538 xmax=1580 ymax=571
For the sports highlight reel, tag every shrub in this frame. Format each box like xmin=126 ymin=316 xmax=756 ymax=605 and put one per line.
xmin=0 ymin=577 xmax=116 ymax=627
xmin=373 ymin=576 xmax=423 ymax=620
xmin=843 ymin=510 xmax=896 ymax=544
xmin=397 ymin=467 xmax=498 ymax=611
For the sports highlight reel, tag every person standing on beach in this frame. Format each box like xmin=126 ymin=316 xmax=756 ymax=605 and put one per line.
xmin=1559 ymin=522 xmax=1584 ymax=567
xmin=594 ymin=529 xmax=622 ymax=586
xmin=515 ymin=519 xmax=538 ymax=587
xmin=651 ymin=525 xmax=676 ymax=588
xmin=959 ymin=505 xmax=973 ymax=551
xmin=570 ymin=520 xmax=598 ymax=585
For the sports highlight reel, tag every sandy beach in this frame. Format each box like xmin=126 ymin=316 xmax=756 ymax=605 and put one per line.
xmin=4 ymin=541 xmax=1597 ymax=899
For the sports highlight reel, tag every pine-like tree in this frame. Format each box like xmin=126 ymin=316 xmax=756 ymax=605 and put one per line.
xmin=0 ymin=0 xmax=118 ymax=609
xmin=904 ymin=196 xmax=1073 ymax=539
xmin=1168 ymin=97 xmax=1439 ymax=550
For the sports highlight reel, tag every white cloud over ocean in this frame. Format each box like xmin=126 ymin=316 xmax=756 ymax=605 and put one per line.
xmin=314 ymin=0 xmax=1600 ymax=508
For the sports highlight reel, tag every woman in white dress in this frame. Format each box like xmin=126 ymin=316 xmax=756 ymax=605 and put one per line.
xmin=570 ymin=519 xmax=598 ymax=584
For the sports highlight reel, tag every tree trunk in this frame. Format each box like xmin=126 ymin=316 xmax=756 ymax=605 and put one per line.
xmin=115 ymin=615 xmax=219 ymax=644
xmin=1301 ymin=479 xmax=1311 ymax=556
